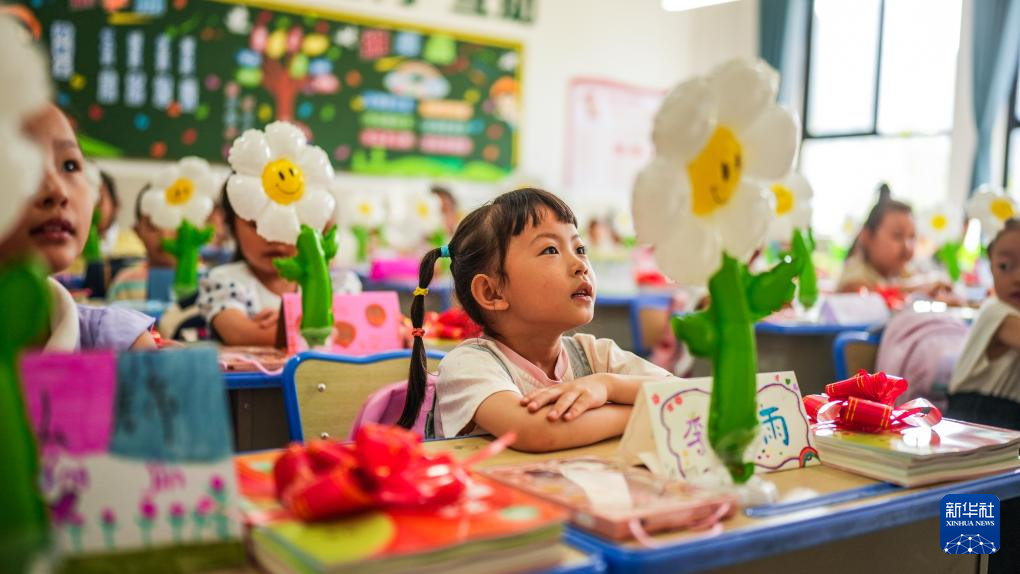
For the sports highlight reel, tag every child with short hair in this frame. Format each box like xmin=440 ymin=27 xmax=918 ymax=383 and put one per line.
xmin=0 ymin=103 xmax=155 ymax=351
xmin=400 ymin=188 xmax=671 ymax=452
xmin=947 ymin=219 xmax=1020 ymax=430
xmin=106 ymin=184 xmax=178 ymax=301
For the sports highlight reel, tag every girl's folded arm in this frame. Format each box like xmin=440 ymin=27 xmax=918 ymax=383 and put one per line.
xmin=211 ymin=309 xmax=277 ymax=346
xmin=474 ymin=391 xmax=632 ymax=453
xmin=995 ymin=315 xmax=1020 ymax=350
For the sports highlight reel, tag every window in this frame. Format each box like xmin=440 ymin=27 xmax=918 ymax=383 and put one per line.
xmin=800 ymin=0 xmax=962 ymax=238
xmin=1003 ymin=59 xmax=1020 ymax=189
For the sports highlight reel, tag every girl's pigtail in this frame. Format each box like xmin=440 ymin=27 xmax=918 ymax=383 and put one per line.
xmin=398 ymin=247 xmax=443 ymax=429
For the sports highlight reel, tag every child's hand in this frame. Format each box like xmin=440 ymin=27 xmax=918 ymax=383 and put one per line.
xmin=253 ymin=309 xmax=279 ymax=330
xmin=519 ymin=375 xmax=611 ymax=422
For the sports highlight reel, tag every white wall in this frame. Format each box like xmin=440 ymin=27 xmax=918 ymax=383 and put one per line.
xmin=97 ymin=0 xmax=757 ymax=225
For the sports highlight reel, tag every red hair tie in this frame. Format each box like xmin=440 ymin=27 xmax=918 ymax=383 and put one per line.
xmin=411 ymin=328 xmax=426 ymax=338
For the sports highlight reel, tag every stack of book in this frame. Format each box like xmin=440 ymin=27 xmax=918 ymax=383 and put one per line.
xmin=812 ymin=419 xmax=1020 ymax=487
xmin=235 ymin=451 xmax=567 ymax=574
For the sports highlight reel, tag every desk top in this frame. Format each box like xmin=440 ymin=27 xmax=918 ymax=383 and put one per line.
xmin=425 ymin=436 xmax=1020 ymax=572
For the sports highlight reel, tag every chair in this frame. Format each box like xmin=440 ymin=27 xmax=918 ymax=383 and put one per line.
xmin=629 ymin=292 xmax=675 ymax=357
xmin=832 ymin=330 xmax=882 ymax=381
xmin=280 ymin=350 xmax=445 ymax=442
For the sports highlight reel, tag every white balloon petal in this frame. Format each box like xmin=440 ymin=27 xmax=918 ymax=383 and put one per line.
xmin=966 ymin=185 xmax=1017 ymax=238
xmin=714 ymin=181 xmax=772 ymax=260
xmin=0 ymin=121 xmax=42 ymax=239
xmin=226 ymin=174 xmax=268 ymax=221
xmin=0 ymin=16 xmax=51 ymax=118
xmin=228 ymin=129 xmax=271 ymax=176
xmin=655 ymin=215 xmax=723 ymax=286
xmin=151 ymin=165 xmax=180 ymax=191
xmin=139 ymin=189 xmax=164 ymax=218
xmin=179 ymin=156 xmax=211 ymax=182
xmin=182 ymin=194 xmax=214 ymax=227
xmin=265 ymin=121 xmax=307 ymax=160
xmin=256 ymin=201 xmax=302 ymax=244
xmin=652 ymin=79 xmax=715 ymax=164
xmin=707 ymin=59 xmax=778 ymax=133
xmin=151 ymin=205 xmax=183 ymax=230
xmin=294 ymin=186 xmax=336 ymax=232
xmin=740 ymin=104 xmax=799 ymax=180
xmin=632 ymin=158 xmax=687 ymax=246
xmin=297 ymin=145 xmax=335 ymax=187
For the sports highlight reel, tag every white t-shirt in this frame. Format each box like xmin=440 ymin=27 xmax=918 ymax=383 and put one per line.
xmin=197 ymin=261 xmax=362 ymax=322
xmin=949 ymin=297 xmax=1020 ymax=403
xmin=435 ymin=333 xmax=671 ymax=438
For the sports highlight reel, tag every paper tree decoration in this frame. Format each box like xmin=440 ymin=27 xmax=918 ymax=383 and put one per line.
xmin=227 ymin=121 xmax=338 ymax=346
xmin=632 ymin=59 xmax=803 ymax=484
xmin=967 ymin=184 xmax=1017 ymax=240
xmin=768 ymin=171 xmax=817 ymax=307
xmin=139 ymin=157 xmax=218 ymax=298
xmin=239 ymin=12 xmax=340 ymax=123
xmin=918 ymin=205 xmax=964 ymax=282
xmin=0 ymin=14 xmax=53 ymax=571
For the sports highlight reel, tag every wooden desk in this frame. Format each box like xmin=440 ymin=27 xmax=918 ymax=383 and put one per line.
xmin=425 ymin=437 xmax=1019 ymax=574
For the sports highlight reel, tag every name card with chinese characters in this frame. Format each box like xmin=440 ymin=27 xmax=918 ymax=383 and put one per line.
xmin=19 ymin=348 xmax=242 ymax=560
xmin=284 ymin=291 xmax=403 ymax=355
xmin=618 ymin=372 xmax=819 ymax=481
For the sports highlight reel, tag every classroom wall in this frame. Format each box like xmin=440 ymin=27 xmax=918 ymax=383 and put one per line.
xmin=96 ymin=0 xmax=758 ymax=226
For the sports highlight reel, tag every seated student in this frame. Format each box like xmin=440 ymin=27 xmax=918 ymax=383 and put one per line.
xmin=430 ymin=184 xmax=461 ymax=236
xmin=947 ymin=219 xmax=1020 ymax=430
xmin=198 ymin=186 xmax=361 ymax=346
xmin=0 ymin=104 xmax=155 ymax=351
xmin=107 ymin=185 xmax=178 ymax=301
xmin=399 ymin=188 xmax=672 ymax=452
xmin=96 ymin=169 xmax=120 ymax=254
xmin=838 ymin=184 xmax=955 ymax=301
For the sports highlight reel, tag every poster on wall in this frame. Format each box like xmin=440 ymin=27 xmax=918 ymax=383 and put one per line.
xmin=565 ymin=78 xmax=663 ymax=203
xmin=7 ymin=0 xmax=522 ymax=181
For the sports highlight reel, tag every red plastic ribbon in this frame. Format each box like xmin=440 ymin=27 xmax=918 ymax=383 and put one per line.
xmin=273 ymin=424 xmax=514 ymax=521
xmin=804 ymin=369 xmax=941 ymax=432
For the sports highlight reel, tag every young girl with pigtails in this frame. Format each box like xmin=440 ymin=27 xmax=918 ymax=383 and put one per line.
xmin=399 ymin=188 xmax=672 ymax=452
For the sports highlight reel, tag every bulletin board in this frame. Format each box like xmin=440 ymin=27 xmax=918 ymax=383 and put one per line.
xmin=10 ymin=0 xmax=522 ymax=181
xmin=564 ymin=78 xmax=663 ymax=200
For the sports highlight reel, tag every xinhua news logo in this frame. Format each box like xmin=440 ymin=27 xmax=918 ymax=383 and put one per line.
xmin=941 ymin=494 xmax=999 ymax=555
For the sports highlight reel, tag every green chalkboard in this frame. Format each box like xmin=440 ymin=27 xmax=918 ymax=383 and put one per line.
xmin=11 ymin=0 xmax=521 ymax=181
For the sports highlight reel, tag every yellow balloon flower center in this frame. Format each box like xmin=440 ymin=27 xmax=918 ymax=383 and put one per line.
xmin=261 ymin=158 xmax=305 ymax=205
xmin=930 ymin=214 xmax=948 ymax=231
xmin=687 ymin=126 xmax=743 ymax=216
xmin=416 ymin=201 xmax=431 ymax=219
xmin=771 ymin=184 xmax=794 ymax=216
xmin=164 ymin=178 xmax=194 ymax=206
xmin=991 ymin=198 xmax=1015 ymax=222
xmin=358 ymin=202 xmax=374 ymax=217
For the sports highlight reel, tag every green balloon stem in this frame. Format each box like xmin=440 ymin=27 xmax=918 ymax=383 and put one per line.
xmin=164 ymin=221 xmax=214 ymax=300
xmin=83 ymin=208 xmax=103 ymax=263
xmin=352 ymin=226 xmax=370 ymax=263
xmin=0 ymin=259 xmax=52 ymax=571
xmin=273 ymin=225 xmax=337 ymax=348
xmin=672 ymin=249 xmax=804 ymax=483
xmin=937 ymin=241 xmax=962 ymax=283
xmin=793 ymin=228 xmax=819 ymax=309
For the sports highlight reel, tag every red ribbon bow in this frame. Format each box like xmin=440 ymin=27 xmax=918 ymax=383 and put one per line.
xmin=273 ymin=424 xmax=513 ymax=521
xmin=804 ymin=369 xmax=942 ymax=432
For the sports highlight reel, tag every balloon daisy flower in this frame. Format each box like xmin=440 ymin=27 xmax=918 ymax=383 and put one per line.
xmin=340 ymin=190 xmax=386 ymax=262
xmin=918 ymin=204 xmax=964 ymax=281
xmin=0 ymin=15 xmax=57 ymax=565
xmin=768 ymin=171 xmax=817 ymax=307
xmin=632 ymin=58 xmax=804 ymax=483
xmin=139 ymin=157 xmax=218 ymax=297
xmin=227 ymin=121 xmax=339 ymax=345
xmin=966 ymin=185 xmax=1017 ymax=239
